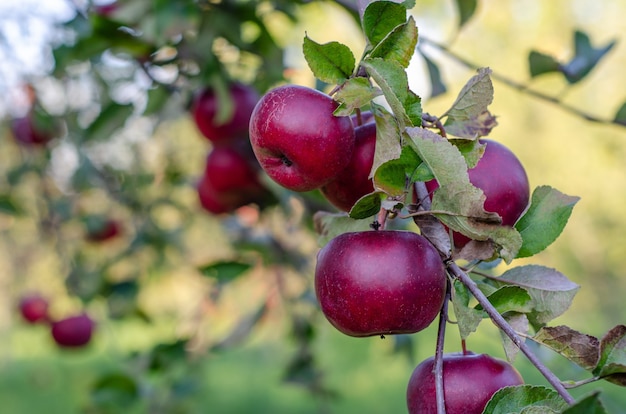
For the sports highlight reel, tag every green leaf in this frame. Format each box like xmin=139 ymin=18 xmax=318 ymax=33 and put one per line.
xmin=528 ymin=51 xmax=561 ymax=77
xmin=313 ymin=211 xmax=376 ymax=247
xmin=144 ymin=85 xmax=170 ymax=115
xmin=500 ymin=313 xmax=529 ymax=363
xmin=84 ymin=102 xmax=134 ymax=142
xmin=533 ymin=326 xmax=600 ymax=371
xmin=362 ymin=58 xmax=414 ymax=128
xmin=442 ymin=67 xmax=496 ymax=139
xmin=515 ymin=186 xmax=579 ymax=258
xmin=406 ymin=127 xmax=521 ymax=262
xmin=362 ymin=1 xmax=408 ymax=47
xmin=593 ymin=325 xmax=626 ymax=386
xmin=613 ymin=101 xmax=626 ymax=126
xmin=90 ymin=372 xmax=139 ymax=409
xmin=369 ymin=16 xmax=418 ymax=68
xmin=455 ymin=0 xmax=478 ymax=28
xmin=451 ymin=279 xmax=483 ymax=339
xmin=483 ymin=385 xmax=569 ymax=414
xmin=563 ymin=392 xmax=608 ymax=414
xmin=349 ymin=192 xmax=385 ymax=219
xmin=0 ymin=193 xmax=24 ymax=216
xmin=303 ymin=36 xmax=356 ymax=84
xmin=371 ymin=108 xmax=402 ymax=176
xmin=198 ymin=261 xmax=253 ymax=283
xmin=373 ymin=145 xmax=424 ymax=196
xmin=561 ymin=30 xmax=616 ymax=84
xmin=495 ymin=265 xmax=579 ymax=327
xmin=333 ymin=77 xmax=382 ymax=116
xmin=476 ymin=286 xmax=533 ymax=315
xmin=420 ymin=52 xmax=447 ymax=97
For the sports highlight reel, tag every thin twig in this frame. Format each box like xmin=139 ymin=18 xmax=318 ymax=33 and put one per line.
xmin=446 ymin=261 xmax=576 ymax=405
xmin=434 ymin=281 xmax=451 ymax=414
xmin=419 ymin=36 xmax=623 ymax=128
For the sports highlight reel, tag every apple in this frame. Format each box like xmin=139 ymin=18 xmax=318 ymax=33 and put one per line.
xmin=85 ymin=217 xmax=121 ymax=242
xmin=10 ymin=115 xmax=54 ymax=147
xmin=315 ymin=230 xmax=446 ymax=337
xmin=51 ymin=313 xmax=95 ymax=348
xmin=425 ymin=139 xmax=530 ymax=249
xmin=196 ymin=145 xmax=269 ymax=215
xmin=19 ymin=294 xmax=50 ymax=324
xmin=249 ymin=84 xmax=355 ymax=192
xmin=321 ymin=122 xmax=376 ymax=211
xmin=350 ymin=110 xmax=374 ymax=127
xmin=192 ymin=83 xmax=259 ymax=143
xmin=407 ymin=352 xmax=524 ymax=414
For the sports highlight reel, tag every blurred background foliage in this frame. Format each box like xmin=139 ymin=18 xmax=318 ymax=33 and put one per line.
xmin=0 ymin=0 xmax=625 ymax=412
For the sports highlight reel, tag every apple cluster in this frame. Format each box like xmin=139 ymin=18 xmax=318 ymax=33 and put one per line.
xmin=192 ymin=83 xmax=272 ymax=214
xmin=19 ymin=294 xmax=95 ymax=348
xmin=247 ymin=83 xmax=533 ymax=412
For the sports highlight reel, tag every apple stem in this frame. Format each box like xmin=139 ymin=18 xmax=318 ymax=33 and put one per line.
xmin=446 ymin=261 xmax=576 ymax=405
xmin=434 ymin=281 xmax=451 ymax=414
xmin=461 ymin=339 xmax=467 ymax=356
xmin=375 ymin=208 xmax=389 ymax=230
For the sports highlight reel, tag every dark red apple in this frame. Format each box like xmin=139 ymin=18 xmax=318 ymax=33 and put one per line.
xmin=85 ymin=217 xmax=121 ymax=242
xmin=249 ymin=84 xmax=355 ymax=192
xmin=350 ymin=110 xmax=374 ymax=127
xmin=10 ymin=115 xmax=54 ymax=146
xmin=407 ymin=352 xmax=524 ymax=414
xmin=19 ymin=294 xmax=50 ymax=324
xmin=425 ymin=139 xmax=530 ymax=249
xmin=203 ymin=145 xmax=263 ymax=193
xmin=315 ymin=230 xmax=446 ymax=337
xmin=192 ymin=83 xmax=259 ymax=143
xmin=51 ymin=313 xmax=95 ymax=348
xmin=321 ymin=122 xmax=376 ymax=211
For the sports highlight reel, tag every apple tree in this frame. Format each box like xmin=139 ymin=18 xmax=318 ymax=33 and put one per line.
xmin=2 ymin=0 xmax=626 ymax=412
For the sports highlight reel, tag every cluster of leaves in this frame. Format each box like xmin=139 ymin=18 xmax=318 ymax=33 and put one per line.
xmin=305 ymin=1 xmax=624 ymax=412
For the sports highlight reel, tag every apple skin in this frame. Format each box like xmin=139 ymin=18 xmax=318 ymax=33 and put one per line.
xmin=249 ymin=85 xmax=355 ymax=192
xmin=425 ymin=139 xmax=530 ymax=249
xmin=407 ymin=352 xmax=524 ymax=414
xmin=11 ymin=116 xmax=53 ymax=146
xmin=86 ymin=219 xmax=121 ymax=243
xmin=315 ymin=230 xmax=446 ymax=337
xmin=51 ymin=314 xmax=95 ymax=348
xmin=19 ymin=295 xmax=50 ymax=324
xmin=196 ymin=145 xmax=269 ymax=215
xmin=192 ymin=83 xmax=259 ymax=143
xmin=321 ymin=122 xmax=376 ymax=211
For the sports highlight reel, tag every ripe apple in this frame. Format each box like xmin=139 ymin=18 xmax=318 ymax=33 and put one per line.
xmin=350 ymin=110 xmax=374 ymax=127
xmin=407 ymin=352 xmax=524 ymax=414
xmin=19 ymin=294 xmax=50 ymax=324
xmin=321 ymin=122 xmax=376 ymax=211
xmin=10 ymin=115 xmax=54 ymax=146
xmin=249 ymin=84 xmax=355 ymax=192
xmin=192 ymin=83 xmax=259 ymax=143
xmin=51 ymin=313 xmax=95 ymax=348
xmin=425 ymin=139 xmax=530 ymax=248
xmin=196 ymin=145 xmax=270 ymax=215
xmin=85 ymin=217 xmax=121 ymax=243
xmin=315 ymin=230 xmax=446 ymax=337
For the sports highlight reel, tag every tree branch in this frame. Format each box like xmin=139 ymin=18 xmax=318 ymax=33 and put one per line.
xmin=434 ymin=281 xmax=451 ymax=414
xmin=419 ymin=36 xmax=623 ymax=128
xmin=446 ymin=261 xmax=576 ymax=405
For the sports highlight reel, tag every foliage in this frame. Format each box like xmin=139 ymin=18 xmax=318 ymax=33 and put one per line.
xmin=1 ymin=0 xmax=625 ymax=412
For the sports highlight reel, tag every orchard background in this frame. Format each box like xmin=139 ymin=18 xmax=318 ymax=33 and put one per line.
xmin=1 ymin=0 xmax=626 ymax=412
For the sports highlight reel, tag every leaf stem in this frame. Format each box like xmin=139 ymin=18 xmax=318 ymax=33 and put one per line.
xmin=434 ymin=281 xmax=451 ymax=414
xmin=446 ymin=261 xmax=576 ymax=405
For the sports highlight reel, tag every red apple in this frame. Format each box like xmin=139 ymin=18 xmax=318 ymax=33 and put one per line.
xmin=249 ymin=85 xmax=355 ymax=192
xmin=51 ymin=313 xmax=95 ymax=348
xmin=85 ymin=217 xmax=121 ymax=243
xmin=321 ymin=122 xmax=376 ymax=211
xmin=192 ymin=83 xmax=259 ymax=143
xmin=425 ymin=139 xmax=530 ymax=249
xmin=407 ymin=352 xmax=524 ymax=414
xmin=19 ymin=294 xmax=50 ymax=324
xmin=315 ymin=230 xmax=446 ymax=337
xmin=10 ymin=115 xmax=54 ymax=146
